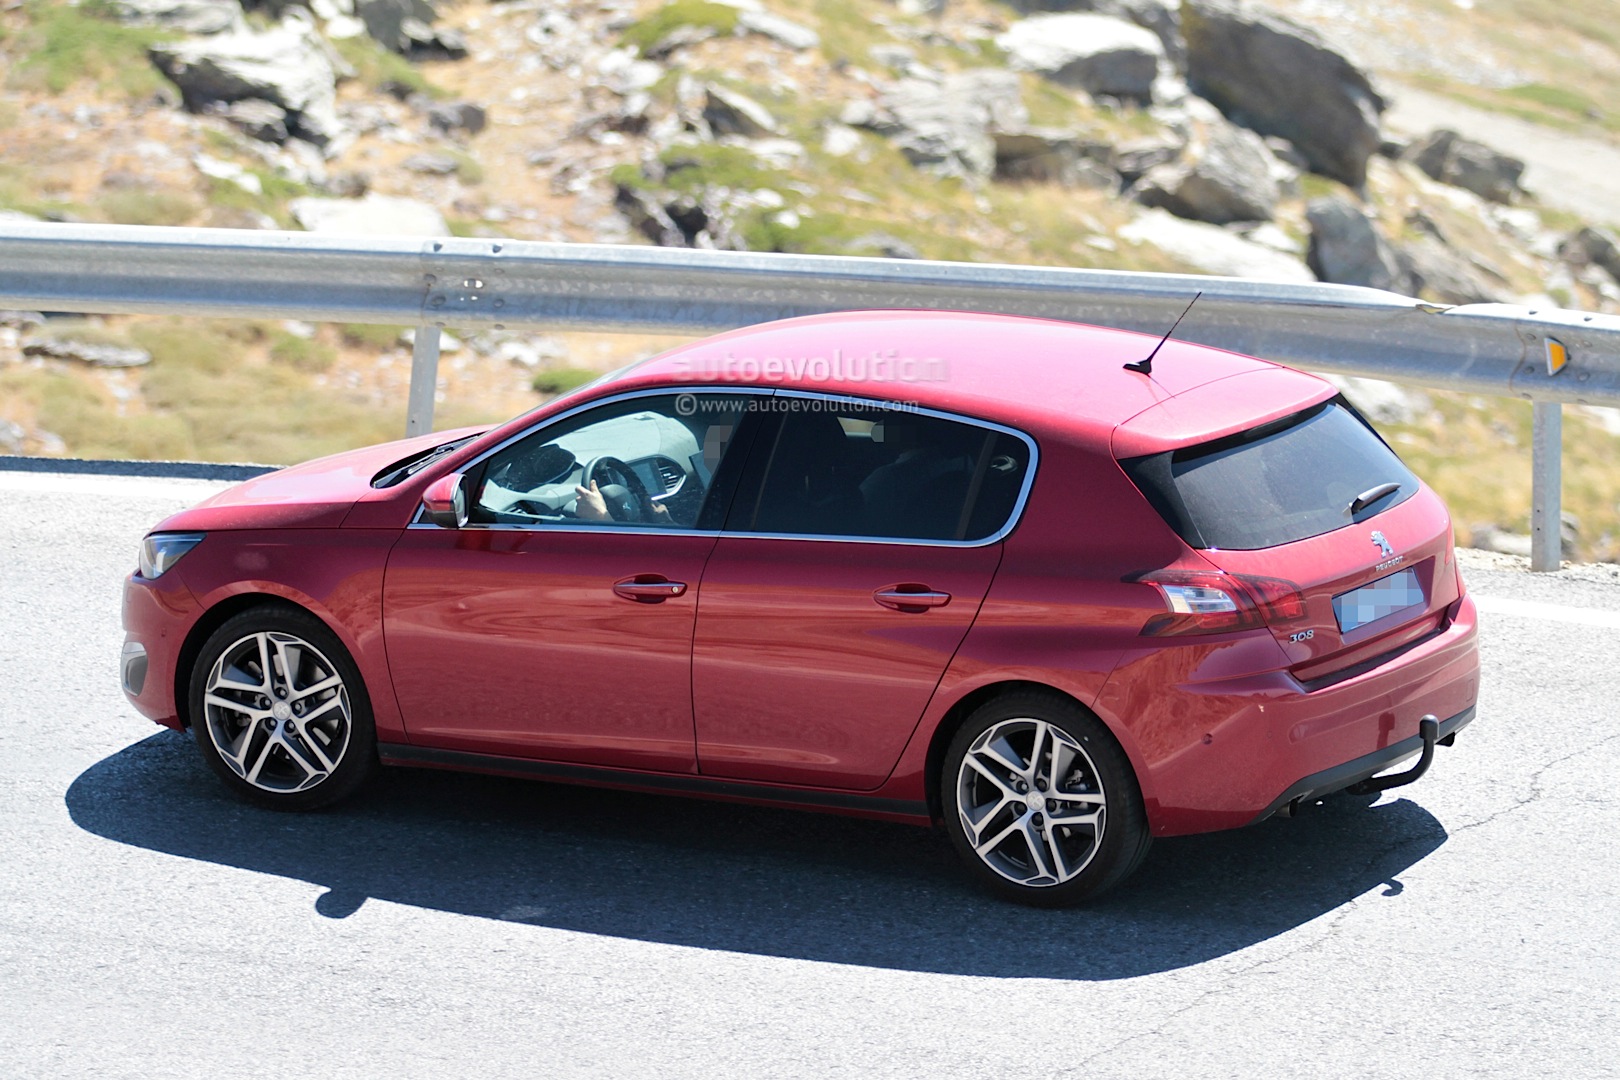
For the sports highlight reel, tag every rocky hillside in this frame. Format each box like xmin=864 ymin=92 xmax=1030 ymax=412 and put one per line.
xmin=3 ymin=0 xmax=1620 ymax=558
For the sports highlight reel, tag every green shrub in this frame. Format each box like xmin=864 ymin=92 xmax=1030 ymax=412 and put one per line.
xmin=333 ymin=35 xmax=444 ymax=98
xmin=1506 ymin=82 xmax=1599 ymax=117
xmin=128 ymin=321 xmax=236 ymax=377
xmin=340 ymin=323 xmax=408 ymax=349
xmin=96 ymin=188 xmax=199 ymax=226
xmin=1298 ymin=173 xmax=1348 ymax=200
xmin=658 ymin=143 xmax=774 ymax=192
xmin=81 ymin=413 xmax=197 ymax=460
xmin=621 ymin=0 xmax=739 ymax=55
xmin=531 ymin=367 xmax=600 ymax=395
xmin=9 ymin=0 xmax=173 ymax=99
xmin=202 ymin=167 xmax=309 ymax=228
xmin=269 ymin=331 xmax=337 ymax=374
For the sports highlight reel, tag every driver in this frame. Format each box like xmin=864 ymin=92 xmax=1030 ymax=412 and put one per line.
xmin=573 ymin=479 xmax=671 ymax=523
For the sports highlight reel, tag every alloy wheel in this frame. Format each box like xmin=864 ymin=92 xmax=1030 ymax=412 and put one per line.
xmin=954 ymin=717 xmax=1108 ymax=888
xmin=202 ymin=631 xmax=353 ymax=794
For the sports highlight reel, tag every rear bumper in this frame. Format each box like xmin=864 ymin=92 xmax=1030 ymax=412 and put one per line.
xmin=1248 ymin=704 xmax=1474 ymax=823
xmin=1112 ymin=594 xmax=1480 ymax=836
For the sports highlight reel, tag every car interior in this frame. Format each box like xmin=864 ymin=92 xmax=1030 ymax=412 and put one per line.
xmin=468 ymin=395 xmax=1031 ymax=542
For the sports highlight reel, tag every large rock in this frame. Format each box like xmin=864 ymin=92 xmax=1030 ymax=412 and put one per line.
xmin=150 ymin=20 xmax=344 ymax=147
xmin=425 ymin=100 xmax=487 ymax=136
xmin=1005 ymin=0 xmax=1184 ymax=69
xmin=997 ymin=13 xmax=1164 ymax=102
xmin=1399 ymin=236 xmax=1503 ymax=305
xmin=703 ymin=85 xmax=778 ymax=138
xmin=1559 ymin=226 xmax=1620 ymax=283
xmin=211 ymin=98 xmax=291 ymax=143
xmin=355 ymin=0 xmax=465 ymax=57
xmin=871 ymin=70 xmax=1028 ymax=179
xmin=613 ymin=182 xmax=745 ymax=250
xmin=736 ymin=10 xmax=819 ymax=51
xmin=1402 ymin=130 xmax=1526 ymax=204
xmin=1131 ymin=114 xmax=1277 ymax=224
xmin=290 ymin=193 xmax=449 ymax=235
xmin=1318 ymin=375 xmax=1430 ymax=426
xmin=1114 ymin=133 xmax=1185 ymax=182
xmin=994 ymin=129 xmax=1117 ymax=189
xmin=109 ymin=0 xmax=243 ymax=34
xmin=1305 ymin=196 xmax=1405 ymax=290
xmin=1182 ymin=0 xmax=1384 ymax=187
xmin=22 ymin=337 xmax=153 ymax=368
xmin=1119 ymin=209 xmax=1314 ymax=281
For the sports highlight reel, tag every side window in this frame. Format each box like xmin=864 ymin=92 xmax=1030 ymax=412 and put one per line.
xmin=741 ymin=402 xmax=1031 ymax=542
xmin=469 ymin=394 xmax=751 ymax=529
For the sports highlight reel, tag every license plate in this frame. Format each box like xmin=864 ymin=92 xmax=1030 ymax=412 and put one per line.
xmin=1333 ymin=568 xmax=1425 ymax=633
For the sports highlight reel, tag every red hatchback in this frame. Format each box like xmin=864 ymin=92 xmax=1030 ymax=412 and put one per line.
xmin=121 ymin=311 xmax=1479 ymax=905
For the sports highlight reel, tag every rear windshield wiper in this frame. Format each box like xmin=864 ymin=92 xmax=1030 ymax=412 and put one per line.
xmin=1349 ymin=481 xmax=1402 ymax=516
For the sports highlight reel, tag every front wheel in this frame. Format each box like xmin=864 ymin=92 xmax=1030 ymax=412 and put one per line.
xmin=942 ymin=692 xmax=1150 ymax=906
xmin=189 ymin=605 xmax=378 ymax=811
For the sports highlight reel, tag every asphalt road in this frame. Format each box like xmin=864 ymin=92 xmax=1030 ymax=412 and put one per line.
xmin=2 ymin=470 xmax=1617 ymax=1079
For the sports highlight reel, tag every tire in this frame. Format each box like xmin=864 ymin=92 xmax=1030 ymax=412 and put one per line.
xmin=941 ymin=691 xmax=1150 ymax=906
xmin=188 ymin=604 xmax=378 ymax=811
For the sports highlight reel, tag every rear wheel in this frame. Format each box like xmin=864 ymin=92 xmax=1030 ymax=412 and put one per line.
xmin=189 ymin=606 xmax=377 ymax=811
xmin=942 ymin=692 xmax=1150 ymax=906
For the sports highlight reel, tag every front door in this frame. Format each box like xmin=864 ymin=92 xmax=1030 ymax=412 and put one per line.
xmin=384 ymin=391 xmax=757 ymax=772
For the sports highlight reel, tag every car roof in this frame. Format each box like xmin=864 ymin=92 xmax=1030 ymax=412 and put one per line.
xmin=604 ymin=310 xmax=1309 ymax=449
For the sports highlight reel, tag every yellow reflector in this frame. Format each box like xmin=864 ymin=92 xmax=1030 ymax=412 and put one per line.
xmin=1546 ymin=338 xmax=1569 ymax=376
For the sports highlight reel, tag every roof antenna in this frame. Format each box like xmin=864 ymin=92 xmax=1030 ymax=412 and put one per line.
xmin=1124 ymin=291 xmax=1202 ymax=376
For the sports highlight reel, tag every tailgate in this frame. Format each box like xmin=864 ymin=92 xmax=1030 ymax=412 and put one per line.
xmin=1202 ymin=489 xmax=1463 ymax=686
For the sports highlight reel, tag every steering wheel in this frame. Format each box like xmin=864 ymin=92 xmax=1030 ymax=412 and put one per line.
xmin=577 ymin=455 xmax=656 ymax=523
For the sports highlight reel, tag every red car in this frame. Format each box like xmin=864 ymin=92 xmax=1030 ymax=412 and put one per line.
xmin=121 ymin=311 xmax=1479 ymax=905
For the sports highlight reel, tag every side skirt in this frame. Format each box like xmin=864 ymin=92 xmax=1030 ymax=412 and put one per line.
xmin=380 ymin=744 xmax=933 ymax=823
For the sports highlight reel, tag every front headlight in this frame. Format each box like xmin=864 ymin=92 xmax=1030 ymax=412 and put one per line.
xmin=138 ymin=533 xmax=205 ymax=579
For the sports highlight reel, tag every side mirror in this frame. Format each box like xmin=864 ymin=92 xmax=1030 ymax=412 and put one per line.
xmin=421 ymin=472 xmax=469 ymax=529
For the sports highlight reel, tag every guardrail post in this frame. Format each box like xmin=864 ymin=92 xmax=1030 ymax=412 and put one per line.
xmin=1531 ymin=401 xmax=1563 ymax=572
xmin=405 ymin=324 xmax=442 ymax=438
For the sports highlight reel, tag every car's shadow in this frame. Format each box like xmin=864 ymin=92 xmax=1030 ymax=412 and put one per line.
xmin=67 ymin=731 xmax=1448 ymax=980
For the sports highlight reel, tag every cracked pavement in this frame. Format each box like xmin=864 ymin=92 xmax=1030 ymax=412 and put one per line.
xmin=1 ymin=474 xmax=1616 ymax=1078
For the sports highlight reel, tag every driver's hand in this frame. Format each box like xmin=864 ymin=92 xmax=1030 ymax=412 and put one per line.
xmin=573 ymin=480 xmax=611 ymax=521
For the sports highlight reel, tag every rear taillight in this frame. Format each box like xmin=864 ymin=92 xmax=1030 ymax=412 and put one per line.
xmin=1445 ymin=524 xmax=1465 ymax=598
xmin=1135 ymin=570 xmax=1306 ymax=637
xmin=1241 ymin=573 xmax=1308 ymax=622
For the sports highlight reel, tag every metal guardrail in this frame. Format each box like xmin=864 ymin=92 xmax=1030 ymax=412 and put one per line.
xmin=5 ymin=220 xmax=1620 ymax=569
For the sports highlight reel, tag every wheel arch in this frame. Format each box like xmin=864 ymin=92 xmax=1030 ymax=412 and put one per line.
xmin=922 ymin=679 xmax=1127 ymax=820
xmin=172 ymin=593 xmax=322 ymax=730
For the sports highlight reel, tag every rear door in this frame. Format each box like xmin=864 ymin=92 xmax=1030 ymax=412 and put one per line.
xmin=691 ymin=395 xmax=1036 ymax=789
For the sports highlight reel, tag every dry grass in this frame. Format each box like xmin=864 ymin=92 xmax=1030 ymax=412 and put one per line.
xmin=1381 ymin=393 xmax=1620 ymax=562
xmin=1376 ymin=0 xmax=1620 ymax=134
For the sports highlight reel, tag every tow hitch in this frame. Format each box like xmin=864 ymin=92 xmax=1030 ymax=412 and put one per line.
xmin=1347 ymin=715 xmax=1440 ymax=795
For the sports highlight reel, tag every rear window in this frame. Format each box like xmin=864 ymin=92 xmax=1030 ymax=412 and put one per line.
xmin=740 ymin=402 xmax=1033 ymax=543
xmin=1121 ymin=400 xmax=1419 ymax=550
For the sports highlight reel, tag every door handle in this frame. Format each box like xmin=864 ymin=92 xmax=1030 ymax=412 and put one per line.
xmin=613 ymin=576 xmax=688 ymax=603
xmin=873 ymin=585 xmax=952 ymax=612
